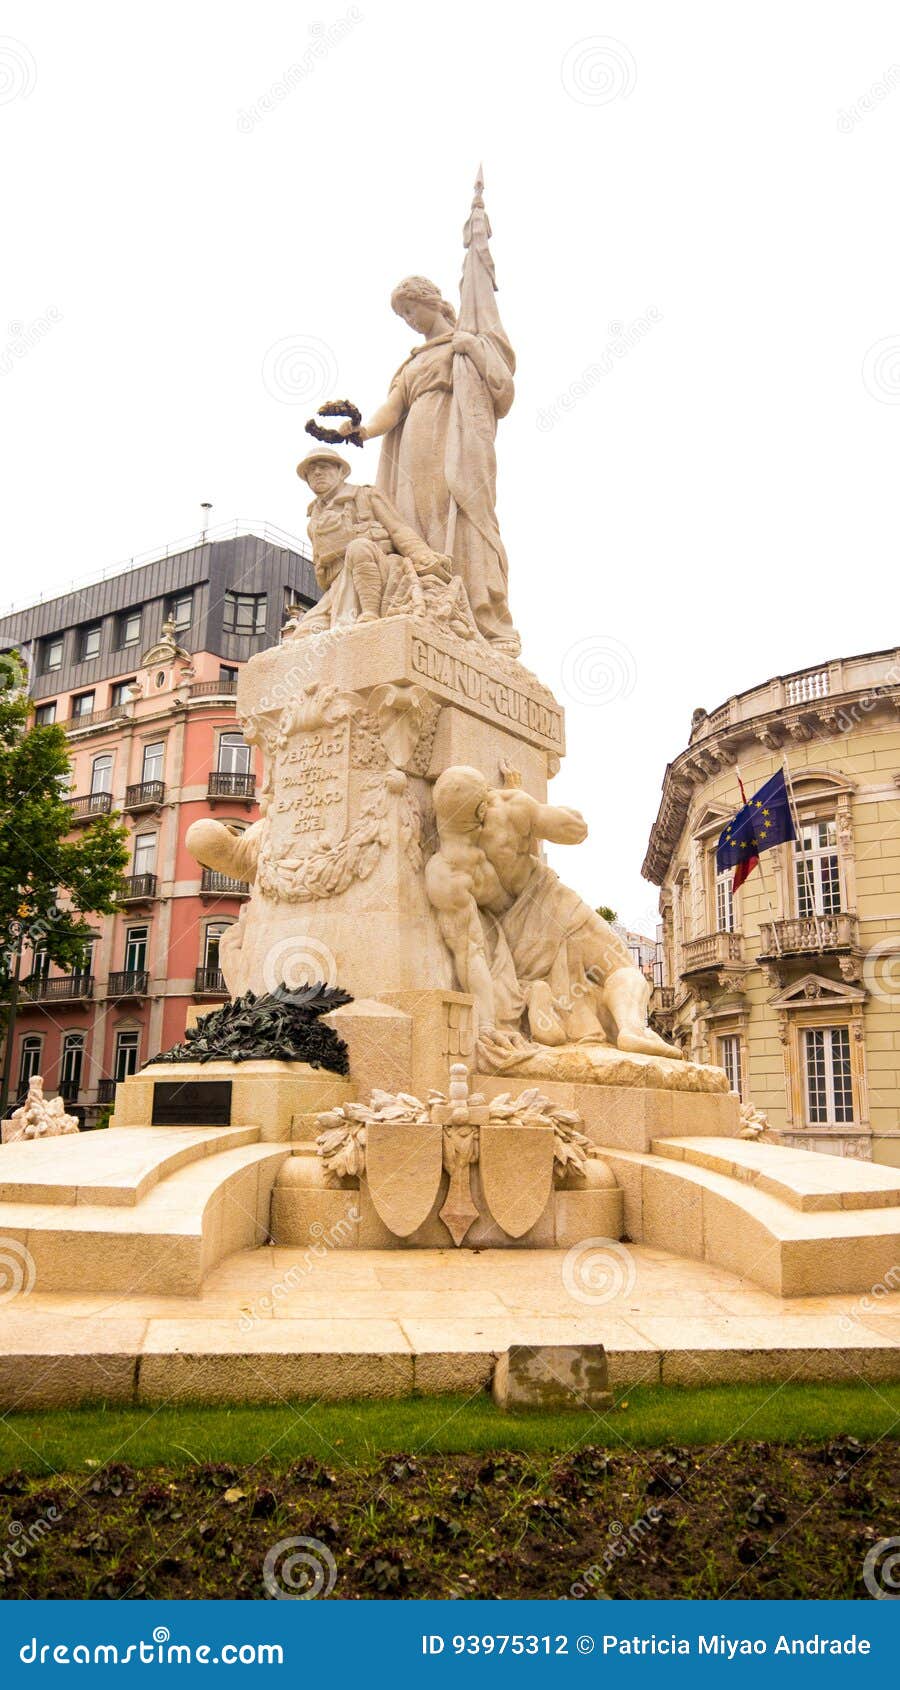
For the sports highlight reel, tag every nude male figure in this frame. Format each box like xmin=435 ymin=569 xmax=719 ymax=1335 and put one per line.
xmin=427 ymin=766 xmax=681 ymax=1061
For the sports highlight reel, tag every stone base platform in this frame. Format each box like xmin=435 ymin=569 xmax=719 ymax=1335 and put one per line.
xmin=0 ymin=1053 xmax=893 ymax=1304
xmin=610 ymin=1135 xmax=900 ymax=1298
xmin=1 ymin=1243 xmax=898 ymax=1409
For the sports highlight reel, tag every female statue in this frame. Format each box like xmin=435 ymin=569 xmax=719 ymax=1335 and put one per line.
xmin=337 ymin=177 xmax=521 ymax=655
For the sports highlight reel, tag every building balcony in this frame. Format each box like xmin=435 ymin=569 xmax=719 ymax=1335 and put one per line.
xmin=194 ymin=966 xmax=227 ymax=996
xmin=65 ymin=703 xmax=128 ymax=734
xmin=66 ymin=791 xmax=114 ymax=823
xmin=200 ymin=867 xmax=249 ymax=897
xmin=207 ymin=771 xmax=256 ymax=802
xmin=57 ymin=1079 xmax=81 ymax=1105
xmin=20 ymin=974 xmax=94 ymax=1004
xmin=683 ymin=931 xmax=745 ymax=971
xmin=119 ymin=873 xmax=158 ymax=904
xmin=96 ymin=1078 xmax=118 ymax=1106
xmin=649 ymin=983 xmax=675 ymax=1033
xmin=124 ymin=780 xmax=165 ymax=813
xmin=758 ymin=912 xmax=861 ymax=971
xmin=106 ymin=969 xmax=150 ymax=999
xmin=190 ymin=678 xmax=238 ymax=699
xmin=680 ymin=930 xmax=749 ymax=991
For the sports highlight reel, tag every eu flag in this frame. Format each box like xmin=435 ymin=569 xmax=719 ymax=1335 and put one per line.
xmin=716 ymin=770 xmax=797 ymax=892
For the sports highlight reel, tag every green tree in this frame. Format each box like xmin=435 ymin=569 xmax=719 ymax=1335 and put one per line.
xmin=0 ymin=653 xmax=128 ymax=1106
xmin=596 ymin=905 xmax=618 ymax=926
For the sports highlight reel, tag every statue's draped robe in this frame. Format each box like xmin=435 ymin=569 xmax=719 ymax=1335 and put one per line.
xmin=375 ymin=191 xmax=518 ymax=647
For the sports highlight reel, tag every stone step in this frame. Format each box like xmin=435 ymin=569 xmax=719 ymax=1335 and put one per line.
xmin=602 ymin=1145 xmax=900 ymax=1298
xmin=0 ymin=1125 xmax=260 ymax=1208
xmin=1 ymin=1238 xmax=898 ymax=1408
xmin=651 ymin=1135 xmax=900 ymax=1213
xmin=0 ymin=1143 xmax=289 ymax=1296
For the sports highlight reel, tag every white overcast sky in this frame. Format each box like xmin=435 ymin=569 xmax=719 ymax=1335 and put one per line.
xmin=3 ymin=1 xmax=899 ymax=934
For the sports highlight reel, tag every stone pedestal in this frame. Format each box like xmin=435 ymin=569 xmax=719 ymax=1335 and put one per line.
xmin=109 ymin=1060 xmax=354 ymax=1141
xmin=220 ymin=616 xmax=565 ymax=1003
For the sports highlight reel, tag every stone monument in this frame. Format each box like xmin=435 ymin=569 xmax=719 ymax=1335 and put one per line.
xmin=3 ymin=174 xmax=898 ymax=1410
xmin=175 ymin=168 xmax=737 ymax=1250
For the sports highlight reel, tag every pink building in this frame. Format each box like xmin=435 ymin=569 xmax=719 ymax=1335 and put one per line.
xmin=0 ymin=525 xmax=317 ymax=1122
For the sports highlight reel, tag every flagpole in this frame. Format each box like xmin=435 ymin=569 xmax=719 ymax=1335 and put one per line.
xmin=735 ymin=762 xmax=782 ymax=955
xmin=782 ymin=755 xmax=821 ymax=946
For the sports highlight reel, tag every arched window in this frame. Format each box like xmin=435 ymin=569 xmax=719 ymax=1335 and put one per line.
xmin=203 ymin=922 xmax=231 ymax=972
xmin=60 ymin=1031 xmax=85 ymax=1102
xmin=217 ymin=733 xmax=251 ymax=776
xmin=17 ymin=1034 xmax=43 ymax=1099
xmin=91 ymin=753 xmax=113 ymax=795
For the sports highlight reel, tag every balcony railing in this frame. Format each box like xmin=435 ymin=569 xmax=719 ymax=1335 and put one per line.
xmin=124 ymin=780 xmax=165 ymax=812
xmin=682 ymin=931 xmax=745 ymax=972
xmin=107 ymin=969 xmax=149 ymax=998
xmin=190 ymin=678 xmax=238 ymax=698
xmin=66 ymin=791 xmax=114 ymax=822
xmin=65 ymin=703 xmax=128 ymax=733
xmin=759 ymin=913 xmax=859 ymax=957
xmin=200 ymin=867 xmax=249 ymax=897
xmin=20 ymin=974 xmax=94 ymax=1004
xmin=207 ymin=771 xmax=255 ymax=800
xmin=785 ymin=669 xmax=830 ymax=707
xmin=96 ymin=1078 xmax=118 ymax=1105
xmin=650 ymin=985 xmax=675 ymax=1013
xmin=119 ymin=873 xmax=158 ymax=903
xmin=58 ymin=1079 xmax=81 ymax=1104
xmin=194 ymin=966 xmax=227 ymax=995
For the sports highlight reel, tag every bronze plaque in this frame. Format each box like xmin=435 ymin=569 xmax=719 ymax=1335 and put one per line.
xmin=151 ymin=1080 xmax=232 ymax=1126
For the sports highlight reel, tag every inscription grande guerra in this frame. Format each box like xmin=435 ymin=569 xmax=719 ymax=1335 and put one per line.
xmin=410 ymin=637 xmax=563 ymax=748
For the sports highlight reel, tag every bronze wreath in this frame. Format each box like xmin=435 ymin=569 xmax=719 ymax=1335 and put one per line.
xmin=305 ymin=399 xmax=364 ymax=448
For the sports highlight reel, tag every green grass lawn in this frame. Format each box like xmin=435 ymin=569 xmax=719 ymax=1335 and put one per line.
xmin=3 ymin=1382 xmax=899 ymax=1475
xmin=2 ymin=1387 xmax=898 ymax=1599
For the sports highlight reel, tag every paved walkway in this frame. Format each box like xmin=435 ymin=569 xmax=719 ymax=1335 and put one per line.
xmin=2 ymin=1243 xmax=898 ymax=1407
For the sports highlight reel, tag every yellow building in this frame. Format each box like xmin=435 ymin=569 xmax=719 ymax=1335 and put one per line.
xmin=643 ymin=647 xmax=900 ymax=1164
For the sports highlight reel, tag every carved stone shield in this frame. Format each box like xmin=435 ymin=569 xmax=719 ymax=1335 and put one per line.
xmin=365 ymin=1121 xmax=444 ymax=1238
xmin=479 ymin=1124 xmax=555 ymax=1239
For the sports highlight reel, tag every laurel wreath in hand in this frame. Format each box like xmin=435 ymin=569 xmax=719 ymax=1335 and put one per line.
xmin=304 ymin=399 xmax=364 ymax=448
